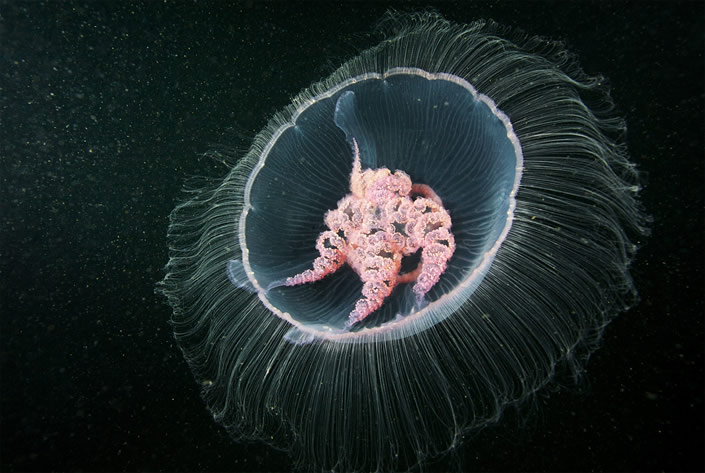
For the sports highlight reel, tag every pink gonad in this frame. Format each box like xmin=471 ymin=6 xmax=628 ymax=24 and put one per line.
xmin=282 ymin=138 xmax=455 ymax=329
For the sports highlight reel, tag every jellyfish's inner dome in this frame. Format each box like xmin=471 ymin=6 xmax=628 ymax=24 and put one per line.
xmin=241 ymin=69 xmax=521 ymax=336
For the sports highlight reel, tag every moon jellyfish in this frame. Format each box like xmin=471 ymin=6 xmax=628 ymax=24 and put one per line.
xmin=159 ymin=12 xmax=648 ymax=472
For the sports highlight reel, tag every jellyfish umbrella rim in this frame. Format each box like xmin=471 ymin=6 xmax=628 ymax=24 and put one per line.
xmin=238 ymin=67 xmax=524 ymax=344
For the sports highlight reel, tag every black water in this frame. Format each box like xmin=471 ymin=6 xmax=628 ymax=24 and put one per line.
xmin=1 ymin=1 xmax=702 ymax=472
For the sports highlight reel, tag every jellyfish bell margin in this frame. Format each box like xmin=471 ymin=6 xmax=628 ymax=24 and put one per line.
xmin=237 ymin=68 xmax=523 ymax=344
xmin=229 ymin=68 xmax=522 ymax=342
xmin=159 ymin=12 xmax=649 ymax=472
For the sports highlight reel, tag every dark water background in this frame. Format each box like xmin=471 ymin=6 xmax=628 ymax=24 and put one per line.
xmin=1 ymin=1 xmax=702 ymax=471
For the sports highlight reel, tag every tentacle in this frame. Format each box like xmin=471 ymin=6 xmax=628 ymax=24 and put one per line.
xmin=413 ymin=233 xmax=455 ymax=303
xmin=285 ymin=231 xmax=347 ymax=286
xmin=410 ymin=183 xmax=443 ymax=206
xmin=346 ymin=278 xmax=395 ymax=329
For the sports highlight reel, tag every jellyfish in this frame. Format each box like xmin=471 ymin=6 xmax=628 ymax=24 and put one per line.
xmin=159 ymin=12 xmax=648 ymax=472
